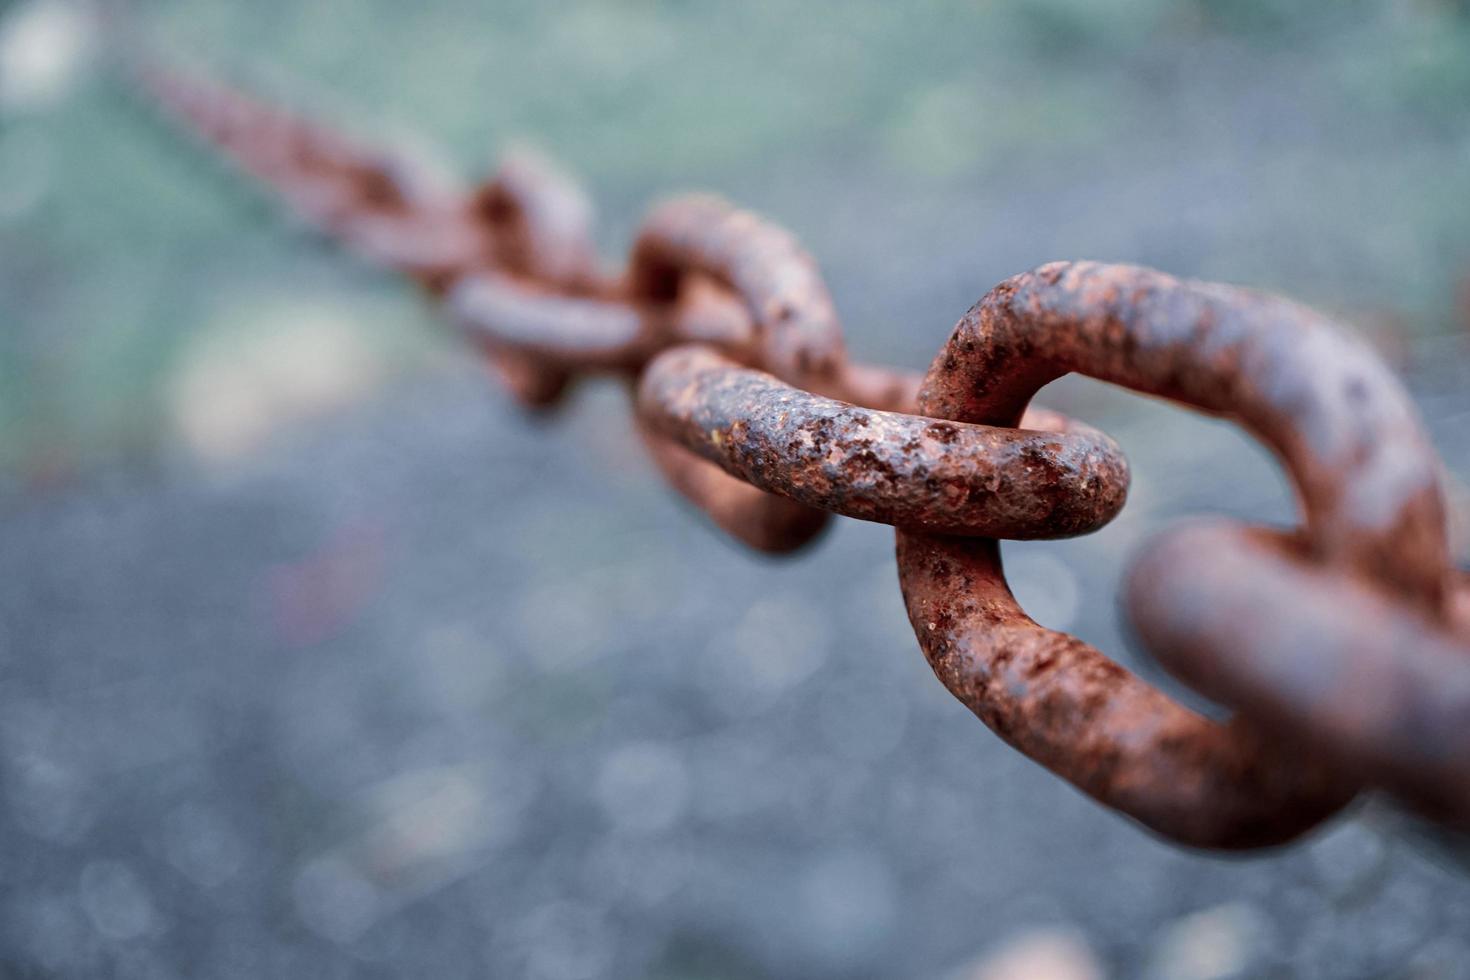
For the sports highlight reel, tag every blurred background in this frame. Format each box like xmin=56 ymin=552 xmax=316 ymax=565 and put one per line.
xmin=3 ymin=0 xmax=1470 ymax=976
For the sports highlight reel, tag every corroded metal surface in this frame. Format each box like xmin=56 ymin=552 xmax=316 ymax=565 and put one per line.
xmin=1128 ymin=525 xmax=1470 ymax=826
xmin=638 ymin=346 xmax=1127 ymax=538
xmin=134 ymin=61 xmax=1470 ymax=852
xmin=896 ymin=531 xmax=1355 ymax=848
xmin=901 ymin=261 xmax=1461 ymax=844
xmin=638 ymin=421 xmax=831 ymax=553
xmin=629 ymin=195 xmax=847 ymax=384
xmin=916 ymin=262 xmax=1451 ymax=603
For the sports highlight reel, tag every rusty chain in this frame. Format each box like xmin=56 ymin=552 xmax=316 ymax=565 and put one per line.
xmin=129 ymin=58 xmax=1470 ymax=850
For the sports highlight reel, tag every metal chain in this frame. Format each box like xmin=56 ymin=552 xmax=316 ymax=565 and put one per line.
xmin=130 ymin=58 xmax=1470 ymax=850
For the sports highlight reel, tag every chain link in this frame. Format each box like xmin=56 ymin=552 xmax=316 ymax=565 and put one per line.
xmin=131 ymin=58 xmax=1470 ymax=849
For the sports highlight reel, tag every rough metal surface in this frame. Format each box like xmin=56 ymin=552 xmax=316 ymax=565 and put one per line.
xmin=638 ymin=346 xmax=1128 ymax=539
xmin=629 ymin=195 xmax=847 ymax=384
xmin=638 ymin=422 xmax=831 ymax=554
xmin=901 ymin=261 xmax=1462 ymax=845
xmin=132 ymin=59 xmax=1470 ymax=851
xmin=897 ymin=529 xmax=1355 ymax=849
xmin=917 ymin=262 xmax=1451 ymax=603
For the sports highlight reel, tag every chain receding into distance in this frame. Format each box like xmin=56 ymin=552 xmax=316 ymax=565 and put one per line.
xmin=128 ymin=54 xmax=1470 ymax=850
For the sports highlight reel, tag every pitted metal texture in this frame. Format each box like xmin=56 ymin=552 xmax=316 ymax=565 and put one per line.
xmin=132 ymin=57 xmax=1470 ymax=850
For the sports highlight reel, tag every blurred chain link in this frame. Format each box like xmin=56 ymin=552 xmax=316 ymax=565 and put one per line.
xmin=129 ymin=57 xmax=1470 ymax=851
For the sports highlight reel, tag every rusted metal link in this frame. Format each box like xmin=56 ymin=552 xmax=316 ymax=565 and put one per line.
xmin=135 ymin=60 xmax=919 ymax=550
xmin=918 ymin=262 xmax=1451 ymax=605
xmin=451 ymin=192 xmax=850 ymax=546
xmin=446 ymin=274 xmax=754 ymax=375
xmin=629 ymin=195 xmax=848 ymax=385
xmin=469 ymin=149 xmax=602 ymax=290
xmin=637 ymin=345 xmax=1128 ymax=538
xmin=638 ymin=423 xmax=832 ymax=553
xmin=138 ymin=60 xmax=837 ymax=542
xmin=1128 ymin=526 xmax=1470 ymax=827
xmin=900 ymin=261 xmax=1456 ymax=847
xmin=143 ymin=64 xmax=454 ymax=235
xmin=134 ymin=59 xmax=1470 ymax=851
xmin=338 ymin=152 xmax=609 ymax=403
xmin=448 ymin=156 xmax=610 ymax=406
xmin=138 ymin=62 xmax=467 ymax=264
xmin=619 ymin=197 xmax=946 ymax=546
xmin=897 ymin=532 xmax=1355 ymax=848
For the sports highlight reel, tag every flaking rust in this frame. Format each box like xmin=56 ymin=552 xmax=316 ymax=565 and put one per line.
xmin=919 ymin=261 xmax=1450 ymax=603
xmin=901 ymin=261 xmax=1467 ymax=845
xmin=630 ymin=195 xmax=848 ymax=384
xmin=135 ymin=57 xmax=1470 ymax=850
xmin=637 ymin=346 xmax=1128 ymax=539
xmin=897 ymin=531 xmax=1356 ymax=848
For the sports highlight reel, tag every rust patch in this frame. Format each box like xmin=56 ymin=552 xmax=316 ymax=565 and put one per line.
xmin=135 ymin=62 xmax=1470 ymax=850
xmin=900 ymin=262 xmax=1461 ymax=845
xmin=637 ymin=346 xmax=1128 ymax=539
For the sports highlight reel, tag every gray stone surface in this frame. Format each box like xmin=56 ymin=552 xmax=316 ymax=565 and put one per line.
xmin=3 ymin=351 xmax=1468 ymax=978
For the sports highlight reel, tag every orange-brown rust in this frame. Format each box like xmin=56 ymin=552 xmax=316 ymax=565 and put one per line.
xmin=1128 ymin=525 xmax=1470 ymax=827
xmin=134 ymin=60 xmax=1470 ymax=851
xmin=629 ymin=195 xmax=847 ymax=384
xmin=638 ymin=423 xmax=830 ymax=553
xmin=919 ymin=261 xmax=1450 ymax=606
xmin=638 ymin=346 xmax=1129 ymax=538
xmin=899 ymin=261 xmax=1457 ymax=845
xmin=898 ymin=532 xmax=1354 ymax=848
